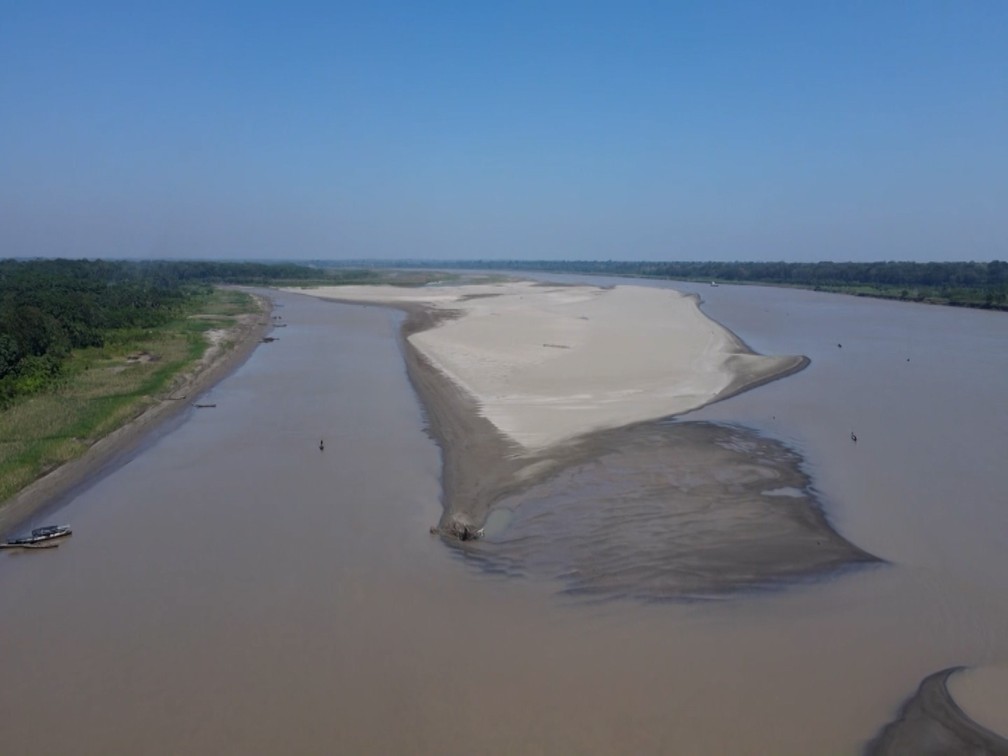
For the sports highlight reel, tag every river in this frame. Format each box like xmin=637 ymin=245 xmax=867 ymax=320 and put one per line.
xmin=1 ymin=280 xmax=1006 ymax=754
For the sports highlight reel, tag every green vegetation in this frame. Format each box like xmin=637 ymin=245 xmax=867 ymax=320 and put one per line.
xmin=329 ymin=259 xmax=1008 ymax=311
xmin=155 ymin=261 xmax=454 ymax=288
xmin=2 ymin=259 xmax=191 ymax=407
xmin=0 ymin=284 xmax=254 ymax=502
xmin=0 ymin=258 xmax=441 ymax=408
xmin=0 ymin=258 xmax=453 ymax=503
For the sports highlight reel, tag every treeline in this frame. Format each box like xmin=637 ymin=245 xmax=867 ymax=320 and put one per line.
xmin=330 ymin=259 xmax=1008 ymax=309
xmin=2 ymin=260 xmax=180 ymax=404
xmin=138 ymin=260 xmax=342 ymax=285
xmin=0 ymin=258 xmax=334 ymax=406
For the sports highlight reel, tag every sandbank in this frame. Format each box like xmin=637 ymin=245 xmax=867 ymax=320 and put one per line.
xmin=292 ymin=279 xmax=876 ymax=598
xmin=292 ymin=282 xmax=805 ymax=450
xmin=0 ymin=290 xmax=273 ymax=539
xmin=868 ymin=667 xmax=1008 ymax=754
xmin=293 ymin=281 xmax=819 ymax=539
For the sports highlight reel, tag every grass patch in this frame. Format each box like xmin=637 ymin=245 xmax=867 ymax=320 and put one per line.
xmin=0 ymin=288 xmax=258 ymax=503
xmin=187 ymin=287 xmax=261 ymax=317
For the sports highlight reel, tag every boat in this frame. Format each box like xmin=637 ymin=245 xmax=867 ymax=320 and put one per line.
xmin=31 ymin=525 xmax=72 ymax=540
xmin=3 ymin=525 xmax=72 ymax=547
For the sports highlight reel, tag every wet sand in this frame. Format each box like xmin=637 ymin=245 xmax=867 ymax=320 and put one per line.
xmin=460 ymin=420 xmax=877 ymax=599
xmin=947 ymin=665 xmax=1008 ymax=747
xmin=296 ymin=281 xmax=871 ymax=596
xmin=867 ymin=668 xmax=1008 ymax=755
xmin=0 ymin=290 xmax=272 ymax=539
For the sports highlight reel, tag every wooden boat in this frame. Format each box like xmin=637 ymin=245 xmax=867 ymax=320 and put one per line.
xmin=3 ymin=525 xmax=72 ymax=547
xmin=31 ymin=525 xmax=72 ymax=540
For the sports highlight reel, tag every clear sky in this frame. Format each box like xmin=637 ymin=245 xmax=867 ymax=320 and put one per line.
xmin=2 ymin=1 xmax=1006 ymax=262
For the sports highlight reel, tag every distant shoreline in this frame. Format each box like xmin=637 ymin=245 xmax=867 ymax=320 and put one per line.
xmin=319 ymin=260 xmax=1008 ymax=312
xmin=0 ymin=291 xmax=273 ymax=539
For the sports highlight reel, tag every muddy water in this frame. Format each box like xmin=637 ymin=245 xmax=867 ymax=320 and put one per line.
xmin=2 ymin=285 xmax=1007 ymax=754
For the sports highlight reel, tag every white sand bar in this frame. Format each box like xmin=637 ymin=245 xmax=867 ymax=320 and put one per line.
xmin=292 ymin=282 xmax=801 ymax=450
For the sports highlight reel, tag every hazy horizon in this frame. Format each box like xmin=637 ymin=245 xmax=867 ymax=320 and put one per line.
xmin=3 ymin=3 xmax=1006 ymax=263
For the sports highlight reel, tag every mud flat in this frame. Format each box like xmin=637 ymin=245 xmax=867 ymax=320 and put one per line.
xmin=0 ymin=291 xmax=272 ymax=539
xmin=293 ymin=281 xmax=873 ymax=597
xmin=867 ymin=667 xmax=1008 ymax=754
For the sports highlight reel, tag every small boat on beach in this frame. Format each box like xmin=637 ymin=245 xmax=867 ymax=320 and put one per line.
xmin=3 ymin=525 xmax=72 ymax=548
xmin=31 ymin=525 xmax=71 ymax=539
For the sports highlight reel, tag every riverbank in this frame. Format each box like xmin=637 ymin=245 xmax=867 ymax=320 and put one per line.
xmin=0 ymin=291 xmax=272 ymax=539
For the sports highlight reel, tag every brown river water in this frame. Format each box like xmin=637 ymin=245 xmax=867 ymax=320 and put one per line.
xmin=2 ymin=280 xmax=1007 ymax=754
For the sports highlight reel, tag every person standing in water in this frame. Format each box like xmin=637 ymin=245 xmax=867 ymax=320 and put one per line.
xmin=319 ymin=439 xmax=325 ymax=451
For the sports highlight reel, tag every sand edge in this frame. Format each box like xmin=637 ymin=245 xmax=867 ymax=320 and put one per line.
xmin=865 ymin=667 xmax=1008 ymax=754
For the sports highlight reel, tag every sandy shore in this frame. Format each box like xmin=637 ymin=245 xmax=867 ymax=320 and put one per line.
xmin=0 ymin=290 xmax=272 ymax=539
xmin=293 ymin=282 xmax=824 ymax=542
xmin=298 ymin=282 xmax=805 ymax=450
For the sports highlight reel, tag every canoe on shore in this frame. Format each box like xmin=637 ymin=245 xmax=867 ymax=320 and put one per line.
xmin=3 ymin=525 xmax=72 ymax=548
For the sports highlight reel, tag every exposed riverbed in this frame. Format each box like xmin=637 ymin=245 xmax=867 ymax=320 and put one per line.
xmin=1 ymin=281 xmax=1006 ymax=754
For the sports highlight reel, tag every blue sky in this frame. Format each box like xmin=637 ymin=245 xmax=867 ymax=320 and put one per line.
xmin=2 ymin=1 xmax=1005 ymax=261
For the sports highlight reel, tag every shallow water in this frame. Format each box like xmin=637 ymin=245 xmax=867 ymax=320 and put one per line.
xmin=1 ymin=283 xmax=1007 ymax=754
xmin=464 ymin=420 xmax=874 ymax=600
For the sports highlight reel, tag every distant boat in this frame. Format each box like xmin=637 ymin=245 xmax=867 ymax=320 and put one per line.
xmin=3 ymin=525 xmax=72 ymax=548
xmin=710 ymin=281 xmax=719 ymax=287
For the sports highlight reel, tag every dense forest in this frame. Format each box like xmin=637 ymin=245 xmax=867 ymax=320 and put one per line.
xmin=326 ymin=259 xmax=1008 ymax=310
xmin=0 ymin=258 xmax=451 ymax=407
xmin=0 ymin=259 xmax=328 ymax=407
